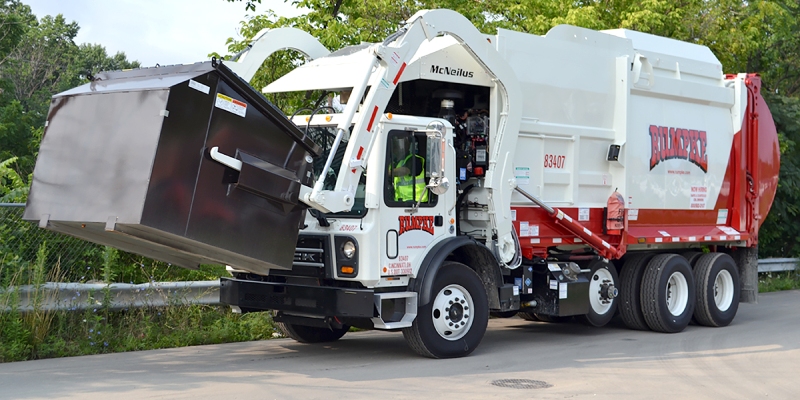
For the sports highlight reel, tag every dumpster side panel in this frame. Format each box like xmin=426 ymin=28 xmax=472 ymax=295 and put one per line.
xmin=184 ymin=79 xmax=311 ymax=270
xmin=140 ymin=72 xmax=217 ymax=236
xmin=24 ymin=90 xmax=168 ymax=224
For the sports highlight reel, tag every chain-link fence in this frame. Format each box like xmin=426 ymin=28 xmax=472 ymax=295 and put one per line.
xmin=1 ymin=203 xmax=226 ymax=285
xmin=1 ymin=203 xmax=105 ymax=284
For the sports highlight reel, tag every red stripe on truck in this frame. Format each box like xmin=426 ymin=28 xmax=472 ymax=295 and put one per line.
xmin=367 ymin=106 xmax=379 ymax=132
xmin=393 ymin=62 xmax=407 ymax=85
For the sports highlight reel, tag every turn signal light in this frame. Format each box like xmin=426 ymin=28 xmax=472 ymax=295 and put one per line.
xmin=340 ymin=266 xmax=355 ymax=274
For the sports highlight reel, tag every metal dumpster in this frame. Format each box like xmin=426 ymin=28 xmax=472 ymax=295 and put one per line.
xmin=24 ymin=60 xmax=320 ymax=275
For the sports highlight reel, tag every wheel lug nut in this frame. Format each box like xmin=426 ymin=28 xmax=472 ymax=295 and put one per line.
xmin=460 ymin=300 xmax=465 ymax=304
xmin=449 ymin=322 xmax=454 ymax=327
xmin=464 ymin=306 xmax=469 ymax=310
xmin=445 ymin=316 xmax=449 ymax=320
xmin=445 ymin=307 xmax=450 ymax=312
xmin=449 ymin=300 xmax=453 ymax=305
xmin=465 ymin=314 xmax=469 ymax=318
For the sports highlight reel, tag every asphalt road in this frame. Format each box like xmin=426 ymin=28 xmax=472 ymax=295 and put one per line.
xmin=2 ymin=290 xmax=799 ymax=400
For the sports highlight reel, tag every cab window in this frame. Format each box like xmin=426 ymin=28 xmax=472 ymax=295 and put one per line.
xmin=384 ymin=130 xmax=437 ymax=208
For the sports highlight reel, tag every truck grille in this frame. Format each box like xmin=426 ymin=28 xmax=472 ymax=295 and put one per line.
xmin=293 ymin=247 xmax=324 ymax=267
xmin=269 ymin=235 xmax=330 ymax=278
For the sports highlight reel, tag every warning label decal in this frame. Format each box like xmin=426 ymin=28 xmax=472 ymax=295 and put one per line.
xmin=215 ymin=93 xmax=247 ymax=117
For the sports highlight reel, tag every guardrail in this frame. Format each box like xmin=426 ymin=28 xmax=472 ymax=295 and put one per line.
xmin=758 ymin=258 xmax=799 ymax=273
xmin=3 ymin=258 xmax=796 ymax=313
xmin=2 ymin=280 xmax=221 ymax=312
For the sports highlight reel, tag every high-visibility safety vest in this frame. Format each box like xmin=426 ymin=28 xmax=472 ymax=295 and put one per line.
xmin=393 ymin=154 xmax=428 ymax=202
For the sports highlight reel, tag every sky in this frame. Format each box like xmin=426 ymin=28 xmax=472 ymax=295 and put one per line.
xmin=23 ymin=0 xmax=307 ymax=67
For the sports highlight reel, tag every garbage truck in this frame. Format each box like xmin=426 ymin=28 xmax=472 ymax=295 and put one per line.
xmin=24 ymin=9 xmax=780 ymax=358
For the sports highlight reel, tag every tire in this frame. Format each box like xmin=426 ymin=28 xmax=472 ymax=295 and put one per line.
xmin=534 ymin=314 xmax=571 ymax=323
xmin=277 ymin=322 xmax=349 ymax=343
xmin=618 ymin=253 xmax=655 ymax=330
xmin=517 ymin=311 xmax=539 ymax=321
xmin=403 ymin=261 xmax=489 ymax=358
xmin=693 ymin=253 xmax=740 ymax=327
xmin=682 ymin=251 xmax=705 ymax=267
xmin=640 ymin=254 xmax=695 ymax=333
xmin=490 ymin=310 xmax=519 ymax=318
xmin=576 ymin=260 xmax=620 ymax=327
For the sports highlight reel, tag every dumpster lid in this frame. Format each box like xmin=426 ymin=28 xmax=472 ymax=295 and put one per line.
xmin=57 ymin=60 xmax=321 ymax=158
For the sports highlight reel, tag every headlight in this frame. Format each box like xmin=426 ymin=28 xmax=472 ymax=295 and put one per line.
xmin=342 ymin=240 xmax=356 ymax=259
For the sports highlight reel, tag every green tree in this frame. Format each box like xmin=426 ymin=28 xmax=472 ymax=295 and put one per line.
xmin=0 ymin=3 xmax=139 ymax=178
xmin=759 ymin=94 xmax=800 ymax=257
xmin=219 ymin=0 xmax=800 ymax=257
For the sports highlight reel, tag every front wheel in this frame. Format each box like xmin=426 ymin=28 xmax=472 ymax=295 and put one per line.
xmin=277 ymin=322 xmax=349 ymax=343
xmin=403 ymin=261 xmax=489 ymax=358
xmin=577 ymin=260 xmax=620 ymax=327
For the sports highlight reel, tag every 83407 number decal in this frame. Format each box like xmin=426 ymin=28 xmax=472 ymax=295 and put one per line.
xmin=544 ymin=154 xmax=566 ymax=169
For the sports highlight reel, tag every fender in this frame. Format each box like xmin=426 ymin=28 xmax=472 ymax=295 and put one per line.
xmin=410 ymin=236 xmax=503 ymax=307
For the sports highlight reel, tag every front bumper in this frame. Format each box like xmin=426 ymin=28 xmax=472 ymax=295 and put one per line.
xmin=219 ymin=277 xmax=374 ymax=318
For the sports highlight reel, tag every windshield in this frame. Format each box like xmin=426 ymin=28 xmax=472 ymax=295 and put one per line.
xmin=303 ymin=125 xmax=367 ymax=218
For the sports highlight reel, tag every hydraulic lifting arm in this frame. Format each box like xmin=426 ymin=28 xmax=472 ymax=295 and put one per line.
xmin=213 ymin=11 xmax=524 ymax=264
xmin=226 ymin=28 xmax=330 ymax=82
xmin=298 ymin=10 xmax=523 ymax=265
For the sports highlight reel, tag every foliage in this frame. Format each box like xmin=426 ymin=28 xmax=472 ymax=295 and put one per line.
xmin=759 ymin=94 xmax=800 ymax=257
xmin=759 ymin=270 xmax=800 ymax=293
xmin=214 ymin=0 xmax=800 ymax=258
xmin=1 ymin=302 xmax=277 ymax=362
xmin=0 ymin=156 xmax=28 ymax=202
xmin=0 ymin=1 xmax=139 ymax=177
xmin=1 ymin=242 xmax=274 ymax=362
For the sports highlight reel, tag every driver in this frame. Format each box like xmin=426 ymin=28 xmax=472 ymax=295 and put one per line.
xmin=390 ymin=136 xmax=428 ymax=202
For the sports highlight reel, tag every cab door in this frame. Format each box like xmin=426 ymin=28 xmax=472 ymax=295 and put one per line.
xmin=380 ymin=128 xmax=455 ymax=278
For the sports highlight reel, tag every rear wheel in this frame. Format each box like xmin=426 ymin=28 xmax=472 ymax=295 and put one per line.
xmin=693 ymin=253 xmax=740 ymax=327
xmin=277 ymin=322 xmax=349 ymax=343
xmin=517 ymin=311 xmax=539 ymax=321
xmin=534 ymin=314 xmax=571 ymax=323
xmin=682 ymin=251 xmax=704 ymax=267
xmin=577 ymin=260 xmax=620 ymax=327
xmin=619 ymin=253 xmax=655 ymax=330
xmin=403 ymin=261 xmax=489 ymax=358
xmin=640 ymin=254 xmax=695 ymax=333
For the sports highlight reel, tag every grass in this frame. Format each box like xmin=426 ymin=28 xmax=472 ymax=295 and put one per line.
xmin=759 ymin=270 xmax=800 ymax=293
xmin=0 ymin=303 xmax=277 ymax=362
xmin=1 ymin=245 xmax=279 ymax=363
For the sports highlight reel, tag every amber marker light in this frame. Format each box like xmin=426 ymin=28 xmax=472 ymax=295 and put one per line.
xmin=341 ymin=266 xmax=355 ymax=274
xmin=387 ymin=113 xmax=393 ymax=120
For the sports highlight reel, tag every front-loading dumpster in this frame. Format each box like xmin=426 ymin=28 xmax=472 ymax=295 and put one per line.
xmin=23 ymin=60 xmax=320 ymax=275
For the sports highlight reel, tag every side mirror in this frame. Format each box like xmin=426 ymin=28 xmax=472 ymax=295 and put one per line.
xmin=425 ymin=121 xmax=449 ymax=195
